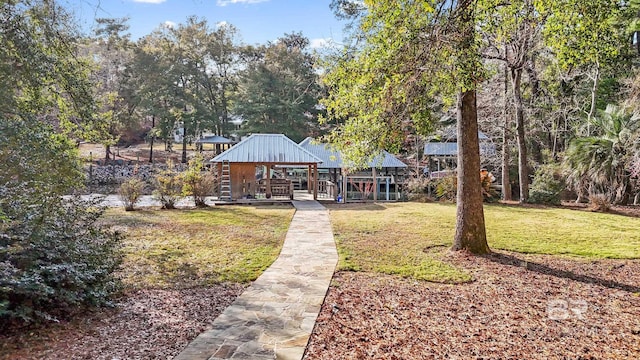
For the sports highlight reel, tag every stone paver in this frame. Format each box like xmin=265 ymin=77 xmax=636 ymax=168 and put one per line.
xmin=174 ymin=199 xmax=338 ymax=360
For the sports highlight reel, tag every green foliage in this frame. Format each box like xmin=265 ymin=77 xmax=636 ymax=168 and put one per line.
xmin=563 ymin=105 xmax=640 ymax=204
xmin=234 ymin=33 xmax=322 ymax=142
xmin=0 ymin=1 xmax=123 ymax=329
xmin=152 ymin=161 xmax=183 ymax=209
xmin=181 ymin=154 xmax=217 ymax=207
xmin=435 ymin=175 xmax=457 ymax=202
xmin=529 ymin=163 xmax=565 ymax=205
xmin=0 ymin=117 xmax=84 ymax=195
xmin=0 ymin=189 xmax=123 ymax=327
xmin=118 ymin=177 xmax=145 ymax=211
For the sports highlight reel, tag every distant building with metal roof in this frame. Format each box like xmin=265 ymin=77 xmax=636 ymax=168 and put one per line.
xmin=299 ymin=138 xmax=408 ymax=169
xmin=424 ymin=141 xmax=496 ymax=157
xmin=195 ymin=135 xmax=235 ymax=144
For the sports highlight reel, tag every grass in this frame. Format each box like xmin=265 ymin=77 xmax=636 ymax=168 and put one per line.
xmin=328 ymin=202 xmax=640 ymax=283
xmin=101 ymin=205 xmax=294 ymax=289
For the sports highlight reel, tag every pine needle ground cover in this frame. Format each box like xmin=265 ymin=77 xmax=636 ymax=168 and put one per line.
xmin=305 ymin=202 xmax=640 ymax=359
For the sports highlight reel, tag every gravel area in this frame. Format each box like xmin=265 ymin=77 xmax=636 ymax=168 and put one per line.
xmin=0 ymin=285 xmax=245 ymax=360
xmin=304 ymin=251 xmax=640 ymax=359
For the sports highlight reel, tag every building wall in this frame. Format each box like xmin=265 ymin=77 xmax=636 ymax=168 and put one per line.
xmin=229 ymin=163 xmax=260 ymax=200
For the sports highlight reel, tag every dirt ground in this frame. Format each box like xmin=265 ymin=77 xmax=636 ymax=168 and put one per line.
xmin=78 ymin=142 xmax=220 ymax=164
xmin=304 ymin=252 xmax=640 ymax=359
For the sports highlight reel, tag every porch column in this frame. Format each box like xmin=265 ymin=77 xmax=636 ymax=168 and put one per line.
xmin=373 ymin=167 xmax=378 ymax=202
xmin=313 ymin=163 xmax=318 ymax=200
xmin=265 ymin=164 xmax=272 ymax=198
xmin=307 ymin=165 xmax=312 ymax=194
xmin=342 ymin=168 xmax=347 ymax=203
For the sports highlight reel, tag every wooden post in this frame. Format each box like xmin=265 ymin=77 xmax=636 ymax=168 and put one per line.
xmin=342 ymin=168 xmax=348 ymax=203
xmin=307 ymin=165 xmax=312 ymax=194
xmin=373 ymin=167 xmax=378 ymax=202
xmin=313 ymin=164 xmax=319 ymax=200
xmin=265 ymin=164 xmax=272 ymax=199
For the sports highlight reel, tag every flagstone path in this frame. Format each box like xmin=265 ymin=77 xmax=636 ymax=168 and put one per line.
xmin=174 ymin=199 xmax=338 ymax=360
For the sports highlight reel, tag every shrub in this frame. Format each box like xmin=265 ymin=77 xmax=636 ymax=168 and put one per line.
xmin=589 ymin=193 xmax=611 ymax=212
xmin=0 ymin=187 xmax=122 ymax=328
xmin=181 ymin=154 xmax=218 ymax=207
xmin=435 ymin=175 xmax=457 ymax=202
xmin=405 ymin=176 xmax=435 ymax=201
xmin=529 ymin=164 xmax=565 ymax=205
xmin=153 ymin=161 xmax=182 ymax=209
xmin=118 ymin=178 xmax=145 ymax=211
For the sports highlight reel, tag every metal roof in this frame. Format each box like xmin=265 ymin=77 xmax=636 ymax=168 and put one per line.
xmin=195 ymin=135 xmax=234 ymax=144
xmin=212 ymin=134 xmax=322 ymax=164
xmin=424 ymin=142 xmax=497 ymax=157
xmin=436 ymin=127 xmax=490 ymax=142
xmin=299 ymin=138 xmax=408 ymax=169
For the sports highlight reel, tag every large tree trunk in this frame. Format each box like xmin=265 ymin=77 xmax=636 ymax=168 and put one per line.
xmin=453 ymin=90 xmax=489 ymax=254
xmin=511 ymin=67 xmax=529 ymax=203
xmin=502 ymin=62 xmax=512 ymax=201
xmin=149 ymin=115 xmax=155 ymax=163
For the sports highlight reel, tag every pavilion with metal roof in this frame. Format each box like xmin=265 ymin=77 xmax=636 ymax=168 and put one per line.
xmin=211 ymin=134 xmax=323 ymax=201
xmin=195 ymin=135 xmax=235 ymax=154
xmin=298 ymin=138 xmax=408 ymax=202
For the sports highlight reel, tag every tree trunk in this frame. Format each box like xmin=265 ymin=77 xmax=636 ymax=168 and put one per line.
xmin=453 ymin=90 xmax=489 ymax=254
xmin=502 ymin=61 xmax=512 ymax=201
xmin=511 ymin=67 xmax=528 ymax=203
xmin=105 ymin=144 xmax=111 ymax=162
xmin=149 ymin=115 xmax=155 ymax=163
xmin=587 ymin=63 xmax=600 ymax=129
xmin=181 ymin=126 xmax=187 ymax=164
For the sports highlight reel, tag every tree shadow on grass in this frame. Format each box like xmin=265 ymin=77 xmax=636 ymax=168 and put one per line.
xmin=483 ymin=252 xmax=640 ymax=293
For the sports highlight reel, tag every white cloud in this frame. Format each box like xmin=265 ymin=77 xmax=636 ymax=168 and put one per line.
xmin=310 ymin=38 xmax=334 ymax=49
xmin=133 ymin=0 xmax=167 ymax=4
xmin=216 ymin=21 xmax=229 ymax=29
xmin=217 ymin=0 xmax=269 ymax=6
xmin=162 ymin=20 xmax=176 ymax=28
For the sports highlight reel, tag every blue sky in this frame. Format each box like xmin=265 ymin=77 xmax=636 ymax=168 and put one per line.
xmin=66 ymin=0 xmax=346 ymax=48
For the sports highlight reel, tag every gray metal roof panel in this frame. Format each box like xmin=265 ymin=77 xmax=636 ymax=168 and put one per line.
xmin=424 ymin=142 xmax=497 ymax=157
xmin=299 ymin=138 xmax=408 ymax=169
xmin=195 ymin=135 xmax=234 ymax=144
xmin=212 ymin=134 xmax=322 ymax=163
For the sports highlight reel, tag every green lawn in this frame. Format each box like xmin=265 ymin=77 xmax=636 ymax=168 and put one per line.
xmin=328 ymin=202 xmax=640 ymax=283
xmin=101 ymin=205 xmax=294 ymax=289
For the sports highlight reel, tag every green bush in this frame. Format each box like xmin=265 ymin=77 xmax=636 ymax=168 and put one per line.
xmin=0 ymin=187 xmax=123 ymax=328
xmin=153 ymin=161 xmax=182 ymax=209
xmin=405 ymin=176 xmax=435 ymax=201
xmin=181 ymin=155 xmax=217 ymax=207
xmin=529 ymin=164 xmax=565 ymax=205
xmin=118 ymin=177 xmax=145 ymax=211
xmin=435 ymin=175 xmax=457 ymax=202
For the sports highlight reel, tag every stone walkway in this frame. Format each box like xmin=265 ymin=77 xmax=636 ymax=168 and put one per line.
xmin=174 ymin=200 xmax=338 ymax=360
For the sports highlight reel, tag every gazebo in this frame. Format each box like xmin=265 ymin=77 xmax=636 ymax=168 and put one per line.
xmin=211 ymin=134 xmax=322 ymax=201
xmin=195 ymin=135 xmax=235 ymax=154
